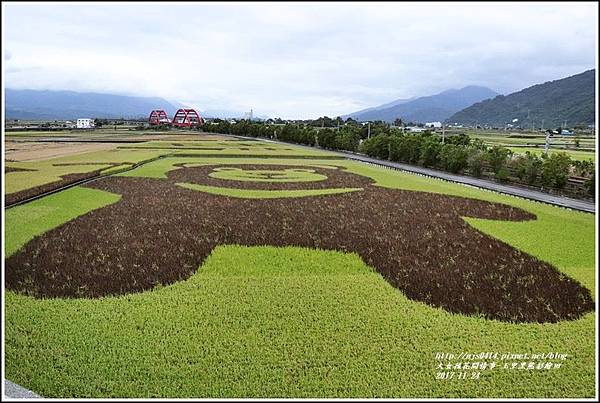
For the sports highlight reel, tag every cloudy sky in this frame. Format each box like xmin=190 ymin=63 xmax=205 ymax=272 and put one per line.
xmin=3 ymin=1 xmax=597 ymax=119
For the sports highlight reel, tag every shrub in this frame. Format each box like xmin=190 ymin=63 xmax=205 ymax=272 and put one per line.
xmin=390 ymin=135 xmax=423 ymax=164
xmin=420 ymin=135 xmax=443 ymax=167
xmin=445 ymin=133 xmax=471 ymax=146
xmin=585 ymin=172 xmax=595 ymax=197
xmin=572 ymin=160 xmax=595 ymax=177
xmin=467 ymin=149 xmax=486 ymax=177
xmin=512 ymin=152 xmax=542 ymax=185
xmin=317 ymin=128 xmax=337 ymax=149
xmin=359 ymin=135 xmax=391 ymax=160
xmin=439 ymin=144 xmax=470 ymax=173
xmin=486 ymin=146 xmax=512 ymax=174
xmin=541 ymin=152 xmax=572 ymax=189
xmin=336 ymin=128 xmax=361 ymax=152
xmin=495 ymin=167 xmax=510 ymax=182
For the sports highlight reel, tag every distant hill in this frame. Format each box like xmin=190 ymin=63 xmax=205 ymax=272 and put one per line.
xmin=5 ymin=89 xmax=180 ymax=120
xmin=447 ymin=69 xmax=596 ymax=128
xmin=344 ymin=86 xmax=498 ymax=123
xmin=343 ymin=97 xmax=416 ymax=118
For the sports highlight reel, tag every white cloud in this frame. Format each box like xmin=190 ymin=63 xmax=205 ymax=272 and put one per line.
xmin=3 ymin=1 xmax=597 ymax=118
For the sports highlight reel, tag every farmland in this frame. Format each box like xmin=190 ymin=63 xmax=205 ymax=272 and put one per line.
xmin=3 ymin=130 xmax=597 ymax=398
xmin=464 ymin=130 xmax=596 ymax=162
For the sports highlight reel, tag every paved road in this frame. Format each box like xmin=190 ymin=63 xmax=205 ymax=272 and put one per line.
xmin=233 ymin=135 xmax=596 ymax=213
xmin=4 ymin=380 xmax=40 ymax=399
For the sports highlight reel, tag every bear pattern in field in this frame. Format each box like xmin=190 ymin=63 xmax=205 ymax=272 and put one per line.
xmin=5 ymin=164 xmax=594 ymax=323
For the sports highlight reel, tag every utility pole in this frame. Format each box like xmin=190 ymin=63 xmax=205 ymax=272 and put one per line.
xmin=367 ymin=122 xmax=371 ymax=139
xmin=442 ymin=123 xmax=446 ymax=144
xmin=541 ymin=119 xmax=544 ymax=131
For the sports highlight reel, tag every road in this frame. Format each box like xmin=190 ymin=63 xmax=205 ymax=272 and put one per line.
xmin=4 ymin=380 xmax=40 ymax=398
xmin=233 ymin=135 xmax=596 ymax=214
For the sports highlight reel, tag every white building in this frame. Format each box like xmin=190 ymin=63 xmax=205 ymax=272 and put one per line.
xmin=76 ymin=118 xmax=95 ymax=129
xmin=425 ymin=121 xmax=442 ymax=128
xmin=406 ymin=126 xmax=427 ymax=132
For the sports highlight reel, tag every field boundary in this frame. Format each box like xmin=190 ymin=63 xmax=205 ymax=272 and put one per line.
xmin=4 ymin=156 xmax=165 ymax=209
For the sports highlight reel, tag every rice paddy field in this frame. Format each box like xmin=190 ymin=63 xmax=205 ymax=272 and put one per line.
xmin=464 ymin=130 xmax=597 ymax=162
xmin=3 ymin=131 xmax=597 ymax=398
xmin=504 ymin=146 xmax=596 ymax=162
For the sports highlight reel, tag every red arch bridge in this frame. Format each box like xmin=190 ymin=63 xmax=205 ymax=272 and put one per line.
xmin=148 ymin=109 xmax=204 ymax=127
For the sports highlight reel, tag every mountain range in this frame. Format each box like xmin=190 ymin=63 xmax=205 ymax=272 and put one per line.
xmin=446 ymin=69 xmax=596 ymax=128
xmin=5 ymin=89 xmax=260 ymax=121
xmin=5 ymin=89 xmax=184 ymax=120
xmin=344 ymin=86 xmax=499 ymax=123
xmin=7 ymin=69 xmax=595 ymax=126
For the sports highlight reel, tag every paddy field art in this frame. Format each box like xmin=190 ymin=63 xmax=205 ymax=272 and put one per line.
xmin=3 ymin=131 xmax=596 ymax=398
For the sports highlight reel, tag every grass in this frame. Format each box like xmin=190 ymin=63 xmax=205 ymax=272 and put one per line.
xmin=6 ymin=163 xmax=116 ymax=194
xmin=4 ymin=151 xmax=596 ymax=397
xmin=467 ymin=133 xmax=596 ymax=157
xmin=4 ymin=187 xmax=121 ymax=257
xmin=177 ymin=183 xmax=362 ymax=199
xmin=4 ymin=149 xmax=164 ymax=194
xmin=5 ymin=245 xmax=595 ymax=398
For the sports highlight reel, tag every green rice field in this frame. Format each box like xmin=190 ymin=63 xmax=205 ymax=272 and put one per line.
xmin=3 ymin=133 xmax=596 ymax=398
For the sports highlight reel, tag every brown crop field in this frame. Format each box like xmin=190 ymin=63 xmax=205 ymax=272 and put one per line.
xmin=5 ymin=164 xmax=593 ymax=323
xmin=5 ymin=141 xmax=118 ymax=162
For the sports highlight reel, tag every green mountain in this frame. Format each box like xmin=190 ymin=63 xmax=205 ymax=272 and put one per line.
xmin=446 ymin=69 xmax=595 ymax=128
xmin=344 ymin=86 xmax=498 ymax=123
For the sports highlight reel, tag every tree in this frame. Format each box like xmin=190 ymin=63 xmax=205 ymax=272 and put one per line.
xmin=541 ymin=152 xmax=572 ymax=189
xmin=439 ymin=144 xmax=470 ymax=173
xmin=420 ymin=135 xmax=442 ymax=167
xmin=359 ymin=135 xmax=390 ymax=160
xmin=468 ymin=149 xmax=487 ymax=177
xmin=512 ymin=152 xmax=542 ymax=185
xmin=486 ymin=146 xmax=512 ymax=174
xmin=390 ymin=135 xmax=423 ymax=164
xmin=445 ymin=133 xmax=471 ymax=146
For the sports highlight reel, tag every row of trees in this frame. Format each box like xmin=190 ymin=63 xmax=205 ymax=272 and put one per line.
xmin=207 ymin=120 xmax=366 ymax=151
xmin=205 ymin=120 xmax=595 ymax=197
xmin=360 ymin=132 xmax=594 ymax=195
